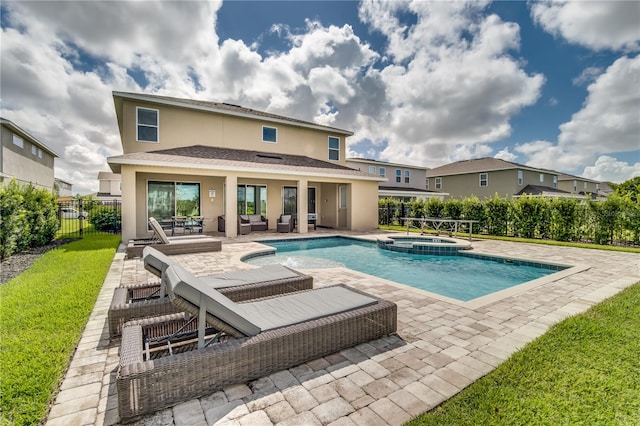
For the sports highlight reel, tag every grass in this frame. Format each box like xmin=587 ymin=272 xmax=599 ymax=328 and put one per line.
xmin=378 ymin=224 xmax=640 ymax=253
xmin=0 ymin=234 xmax=121 ymax=426
xmin=407 ymin=282 xmax=640 ymax=426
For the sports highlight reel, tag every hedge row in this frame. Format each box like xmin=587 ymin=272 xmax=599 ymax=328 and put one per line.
xmin=379 ymin=194 xmax=640 ymax=246
xmin=0 ymin=180 xmax=59 ymax=259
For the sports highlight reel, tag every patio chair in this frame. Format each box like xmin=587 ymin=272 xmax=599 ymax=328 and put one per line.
xmin=238 ymin=215 xmax=252 ymax=235
xmin=277 ymin=214 xmax=294 ymax=233
xmin=117 ymin=263 xmax=397 ymax=421
xmin=126 ymin=217 xmax=221 ymax=258
xmin=108 ymin=246 xmax=313 ymax=336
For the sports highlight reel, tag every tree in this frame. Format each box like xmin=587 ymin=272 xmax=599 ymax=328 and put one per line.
xmin=613 ymin=176 xmax=640 ymax=203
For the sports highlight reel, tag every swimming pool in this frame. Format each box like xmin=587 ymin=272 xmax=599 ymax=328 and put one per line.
xmin=244 ymin=236 xmax=568 ymax=302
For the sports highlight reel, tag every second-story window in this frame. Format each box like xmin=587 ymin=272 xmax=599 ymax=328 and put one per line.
xmin=404 ymin=170 xmax=410 ymax=183
xmin=368 ymin=166 xmax=376 ymax=174
xmin=583 ymin=181 xmax=587 ymax=190
xmin=38 ymin=149 xmax=42 ymax=158
xmin=479 ymin=172 xmax=488 ymax=187
xmin=137 ymin=107 xmax=159 ymax=143
xmin=539 ymin=173 xmax=544 ymax=183
xmin=517 ymin=170 xmax=523 ymax=185
xmin=554 ymin=176 xmax=558 ymax=188
xmin=395 ymin=169 xmax=401 ymax=183
xmin=328 ymin=136 xmax=340 ymax=161
xmin=262 ymin=126 xmax=277 ymax=143
xmin=435 ymin=177 xmax=442 ymax=189
xmin=13 ymin=134 xmax=24 ymax=148
xmin=379 ymin=167 xmax=386 ymax=177
xmin=573 ymin=180 xmax=577 ymax=192
xmin=32 ymin=145 xmax=37 ymax=156
xmin=426 ymin=178 xmax=429 ymax=189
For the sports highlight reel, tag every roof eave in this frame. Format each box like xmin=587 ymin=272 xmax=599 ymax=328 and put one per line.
xmin=0 ymin=118 xmax=60 ymax=157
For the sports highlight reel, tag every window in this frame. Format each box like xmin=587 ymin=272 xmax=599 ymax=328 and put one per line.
xmin=554 ymin=176 xmax=558 ymax=188
xmin=573 ymin=180 xmax=577 ymax=192
xmin=435 ymin=177 xmax=442 ymax=190
xmin=596 ymin=183 xmax=600 ymax=191
xmin=517 ymin=170 xmax=523 ymax=185
xmin=32 ymin=145 xmax=37 ymax=155
xmin=539 ymin=173 xmax=544 ymax=183
xmin=339 ymin=185 xmax=347 ymax=209
xmin=12 ymin=134 xmax=23 ymax=148
xmin=328 ymin=136 xmax=340 ymax=161
xmin=404 ymin=170 xmax=410 ymax=184
xmin=583 ymin=181 xmax=587 ymax=190
xmin=262 ymin=126 xmax=277 ymax=143
xmin=238 ymin=185 xmax=267 ymax=215
xmin=147 ymin=181 xmax=200 ymax=224
xmin=38 ymin=149 xmax=42 ymax=158
xmin=379 ymin=167 xmax=386 ymax=177
xmin=479 ymin=173 xmax=488 ymax=187
xmin=395 ymin=169 xmax=401 ymax=183
xmin=137 ymin=107 xmax=159 ymax=143
xmin=425 ymin=178 xmax=429 ymax=189
xmin=282 ymin=186 xmax=297 ymax=215
xmin=368 ymin=166 xmax=376 ymax=174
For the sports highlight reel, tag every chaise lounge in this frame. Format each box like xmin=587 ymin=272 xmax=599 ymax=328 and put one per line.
xmin=117 ymin=264 xmax=397 ymax=422
xmin=126 ymin=217 xmax=221 ymax=259
xmin=108 ymin=246 xmax=313 ymax=336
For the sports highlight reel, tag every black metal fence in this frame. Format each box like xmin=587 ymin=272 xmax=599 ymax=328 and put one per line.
xmin=57 ymin=200 xmax=121 ymax=237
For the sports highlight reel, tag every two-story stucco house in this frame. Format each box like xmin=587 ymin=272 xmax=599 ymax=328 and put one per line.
xmin=346 ymin=157 xmax=448 ymax=200
xmin=1 ymin=117 xmax=59 ymax=191
xmin=558 ymin=173 xmax=602 ymax=198
xmin=425 ymin=157 xmax=569 ymax=199
xmin=94 ymin=171 xmax=122 ymax=203
xmin=107 ymin=92 xmax=384 ymax=241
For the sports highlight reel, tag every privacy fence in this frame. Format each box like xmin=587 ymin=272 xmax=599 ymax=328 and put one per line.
xmin=379 ymin=195 xmax=640 ymax=247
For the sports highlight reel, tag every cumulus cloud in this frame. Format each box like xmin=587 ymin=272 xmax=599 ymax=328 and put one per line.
xmin=494 ymin=147 xmax=518 ymax=162
xmin=531 ymin=0 xmax=640 ymax=51
xmin=582 ymin=156 xmax=640 ymax=183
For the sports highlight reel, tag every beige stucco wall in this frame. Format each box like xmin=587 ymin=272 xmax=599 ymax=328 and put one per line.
xmin=346 ymin=160 xmax=427 ymax=190
xmin=1 ymin=126 xmax=55 ymax=190
xmin=430 ymin=168 xmax=559 ymax=199
xmin=121 ymin=100 xmax=347 ymax=165
xmin=558 ymin=179 xmax=599 ymax=194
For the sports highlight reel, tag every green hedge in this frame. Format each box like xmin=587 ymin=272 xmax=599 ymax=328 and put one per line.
xmin=0 ymin=180 xmax=59 ymax=259
xmin=379 ymin=194 xmax=640 ymax=246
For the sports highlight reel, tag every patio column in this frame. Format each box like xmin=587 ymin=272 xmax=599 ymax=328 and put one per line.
xmin=297 ymin=178 xmax=308 ymax=233
xmin=120 ymin=166 xmax=136 ymax=241
xmin=225 ymin=175 xmax=237 ymax=238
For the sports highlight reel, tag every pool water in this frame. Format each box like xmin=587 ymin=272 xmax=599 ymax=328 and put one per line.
xmin=246 ymin=237 xmax=558 ymax=302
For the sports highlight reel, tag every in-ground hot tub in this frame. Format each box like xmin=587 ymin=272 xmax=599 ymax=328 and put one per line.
xmin=376 ymin=235 xmax=472 ymax=255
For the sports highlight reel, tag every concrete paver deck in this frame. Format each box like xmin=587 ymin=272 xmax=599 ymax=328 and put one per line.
xmin=45 ymin=232 xmax=640 ymax=426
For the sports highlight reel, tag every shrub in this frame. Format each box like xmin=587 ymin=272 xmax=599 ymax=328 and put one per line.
xmin=88 ymin=208 xmax=122 ymax=232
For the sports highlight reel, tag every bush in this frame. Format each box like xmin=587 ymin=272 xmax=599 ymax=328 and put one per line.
xmin=88 ymin=208 xmax=121 ymax=232
xmin=0 ymin=180 xmax=59 ymax=259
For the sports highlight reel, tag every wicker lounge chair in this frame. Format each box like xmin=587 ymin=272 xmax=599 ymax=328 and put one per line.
xmin=117 ymin=264 xmax=397 ymax=422
xmin=126 ymin=217 xmax=221 ymax=258
xmin=108 ymin=247 xmax=313 ymax=336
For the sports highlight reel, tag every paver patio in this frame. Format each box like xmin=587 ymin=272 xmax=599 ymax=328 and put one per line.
xmin=45 ymin=231 xmax=640 ymax=426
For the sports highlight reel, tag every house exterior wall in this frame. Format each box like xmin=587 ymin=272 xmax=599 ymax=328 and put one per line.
xmin=428 ymin=168 xmax=559 ymax=199
xmin=1 ymin=124 xmax=56 ymax=191
xmin=346 ymin=159 xmax=426 ymax=190
xmin=99 ymin=178 xmax=122 ymax=195
xmin=121 ymin=100 xmax=347 ymax=165
xmin=558 ymin=179 xmax=599 ymax=195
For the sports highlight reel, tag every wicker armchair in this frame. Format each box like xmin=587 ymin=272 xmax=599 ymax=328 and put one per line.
xmin=277 ymin=214 xmax=294 ymax=233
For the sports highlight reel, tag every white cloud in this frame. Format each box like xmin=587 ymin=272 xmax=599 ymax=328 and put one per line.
xmin=531 ymin=0 xmax=640 ymax=51
xmin=494 ymin=147 xmax=517 ymax=162
xmin=582 ymin=156 xmax=640 ymax=183
xmin=572 ymin=67 xmax=603 ymax=86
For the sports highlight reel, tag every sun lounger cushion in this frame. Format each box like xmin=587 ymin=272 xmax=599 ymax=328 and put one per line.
xmin=164 ymin=264 xmax=262 ymax=336
xmin=241 ymin=286 xmax=378 ymax=331
xmin=143 ymin=246 xmax=173 ymax=276
xmin=149 ymin=217 xmax=171 ymax=244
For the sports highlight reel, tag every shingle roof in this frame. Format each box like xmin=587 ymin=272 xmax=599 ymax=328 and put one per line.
xmin=426 ymin=157 xmax=557 ymax=177
xmin=557 ymin=173 xmax=601 ymax=183
xmin=113 ymin=92 xmax=353 ymax=136
xmin=378 ymin=186 xmax=441 ymax=193
xmin=108 ymin=145 xmax=382 ymax=180
xmin=515 ymin=185 xmax=571 ymax=196
xmin=97 ymin=171 xmax=120 ymax=180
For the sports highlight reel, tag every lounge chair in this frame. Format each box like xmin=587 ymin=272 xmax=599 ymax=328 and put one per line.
xmin=126 ymin=217 xmax=221 ymax=258
xmin=108 ymin=246 xmax=313 ymax=336
xmin=117 ymin=264 xmax=397 ymax=421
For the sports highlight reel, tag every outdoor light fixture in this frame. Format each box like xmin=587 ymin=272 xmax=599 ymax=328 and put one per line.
xmin=208 ymin=189 xmax=216 ymax=201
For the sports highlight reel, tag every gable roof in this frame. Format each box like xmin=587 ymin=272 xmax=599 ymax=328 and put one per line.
xmin=347 ymin=157 xmax=429 ymax=171
xmin=557 ymin=173 xmax=601 ymax=183
xmin=426 ymin=157 xmax=556 ymax=177
xmin=97 ymin=171 xmax=121 ymax=180
xmin=0 ymin=117 xmax=59 ymax=157
xmin=515 ymin=185 xmax=576 ymax=197
xmin=108 ymin=145 xmax=383 ymax=181
xmin=112 ymin=92 xmax=353 ymax=136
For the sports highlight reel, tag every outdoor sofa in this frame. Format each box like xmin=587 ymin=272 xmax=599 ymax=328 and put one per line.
xmin=117 ymin=263 xmax=397 ymax=422
xmin=108 ymin=246 xmax=313 ymax=336
xmin=126 ymin=217 xmax=221 ymax=259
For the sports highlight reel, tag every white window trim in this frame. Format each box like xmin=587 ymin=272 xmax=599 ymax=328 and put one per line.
xmin=38 ymin=148 xmax=42 ymax=158
xmin=262 ymin=125 xmax=278 ymax=143
xmin=553 ymin=176 xmax=558 ymax=188
xmin=435 ymin=177 xmax=442 ymax=190
xmin=426 ymin=178 xmax=429 ymax=189
xmin=13 ymin=134 xmax=24 ymax=149
xmin=136 ymin=106 xmax=160 ymax=143
xmin=368 ymin=166 xmax=376 ymax=174
xmin=479 ymin=172 xmax=488 ymax=187
xmin=404 ymin=170 xmax=410 ymax=184
xmin=517 ymin=170 xmax=523 ymax=186
xmin=395 ymin=169 xmax=401 ymax=183
xmin=32 ymin=145 xmax=37 ymax=155
xmin=379 ymin=167 xmax=386 ymax=177
xmin=328 ymin=136 xmax=340 ymax=161
xmin=539 ymin=173 xmax=544 ymax=183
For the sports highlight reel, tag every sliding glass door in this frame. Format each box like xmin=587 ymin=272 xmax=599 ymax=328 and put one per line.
xmin=148 ymin=181 xmax=200 ymax=221
xmin=237 ymin=185 xmax=267 ymax=215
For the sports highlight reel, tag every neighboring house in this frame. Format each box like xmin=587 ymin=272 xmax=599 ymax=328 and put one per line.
xmin=94 ymin=171 xmax=122 ymax=203
xmin=426 ymin=157 xmax=566 ymax=199
xmin=558 ymin=173 xmax=603 ymax=198
xmin=346 ymin=157 xmax=448 ymax=201
xmin=55 ymin=178 xmax=73 ymax=197
xmin=0 ymin=117 xmax=59 ymax=191
xmin=107 ymin=92 xmax=384 ymax=241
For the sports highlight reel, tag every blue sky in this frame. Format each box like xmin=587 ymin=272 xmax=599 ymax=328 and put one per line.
xmin=1 ymin=1 xmax=638 ymax=194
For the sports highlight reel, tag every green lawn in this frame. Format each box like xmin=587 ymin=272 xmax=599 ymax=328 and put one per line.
xmin=407 ymin=282 xmax=640 ymax=425
xmin=0 ymin=234 xmax=121 ymax=426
